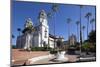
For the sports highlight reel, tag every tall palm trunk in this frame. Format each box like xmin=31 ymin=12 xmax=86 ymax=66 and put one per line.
xmin=94 ymin=20 xmax=96 ymax=31
xmin=91 ymin=23 xmax=94 ymax=31
xmin=54 ymin=12 xmax=56 ymax=49
xmin=68 ymin=23 xmax=70 ymax=45
xmin=67 ymin=18 xmax=71 ymax=45
xmin=85 ymin=12 xmax=92 ymax=39
xmin=82 ymin=26 xmax=85 ymax=42
xmin=77 ymin=25 xmax=78 ymax=42
xmin=79 ymin=5 xmax=83 ymax=56
xmin=90 ymin=18 xmax=95 ymax=31
xmin=87 ymin=18 xmax=89 ymax=37
xmin=52 ymin=4 xmax=59 ymax=49
xmin=17 ymin=28 xmax=21 ymax=48
xmin=76 ymin=21 xmax=79 ymax=42
xmin=82 ymin=29 xmax=84 ymax=42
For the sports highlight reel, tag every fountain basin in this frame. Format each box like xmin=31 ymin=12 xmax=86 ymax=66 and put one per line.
xmin=54 ymin=51 xmax=69 ymax=62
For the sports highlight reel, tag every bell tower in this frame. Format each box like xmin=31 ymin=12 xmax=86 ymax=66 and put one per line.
xmin=38 ymin=10 xmax=49 ymax=47
xmin=39 ymin=10 xmax=48 ymax=25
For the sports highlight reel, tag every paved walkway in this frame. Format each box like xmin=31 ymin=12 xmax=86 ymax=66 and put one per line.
xmin=12 ymin=49 xmax=49 ymax=65
xmin=12 ymin=49 xmax=79 ymax=66
xmin=32 ymin=55 xmax=79 ymax=64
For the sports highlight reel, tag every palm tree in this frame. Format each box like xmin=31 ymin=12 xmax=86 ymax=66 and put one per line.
xmin=52 ymin=4 xmax=59 ymax=12
xmin=82 ymin=26 xmax=85 ymax=42
xmin=12 ymin=34 xmax=15 ymax=39
xmin=90 ymin=18 xmax=95 ymax=31
xmin=12 ymin=34 xmax=15 ymax=48
xmin=76 ymin=21 xmax=80 ymax=42
xmin=85 ymin=12 xmax=92 ymax=38
xmin=79 ymin=5 xmax=83 ymax=56
xmin=67 ymin=18 xmax=71 ymax=45
xmin=47 ymin=12 xmax=53 ymax=33
xmin=47 ymin=12 xmax=52 ymax=19
xmin=52 ymin=4 xmax=59 ymax=49
xmin=17 ymin=28 xmax=21 ymax=48
xmin=47 ymin=12 xmax=52 ymax=49
xmin=17 ymin=28 xmax=21 ymax=36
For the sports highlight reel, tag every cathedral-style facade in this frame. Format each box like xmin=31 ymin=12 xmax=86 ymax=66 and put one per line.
xmin=16 ymin=10 xmax=57 ymax=49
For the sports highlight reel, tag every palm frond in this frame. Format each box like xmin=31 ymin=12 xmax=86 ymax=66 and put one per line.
xmin=52 ymin=4 xmax=59 ymax=12
xmin=90 ymin=18 xmax=95 ymax=23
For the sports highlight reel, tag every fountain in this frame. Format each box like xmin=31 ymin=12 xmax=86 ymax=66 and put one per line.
xmin=54 ymin=51 xmax=68 ymax=62
xmin=53 ymin=36 xmax=69 ymax=62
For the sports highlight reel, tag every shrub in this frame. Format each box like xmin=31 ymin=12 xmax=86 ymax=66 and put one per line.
xmin=12 ymin=45 xmax=16 ymax=49
xmin=31 ymin=47 xmax=42 ymax=51
xmin=82 ymin=42 xmax=96 ymax=52
xmin=31 ymin=47 xmax=53 ymax=51
xmin=50 ymin=50 xmax=57 ymax=54
xmin=82 ymin=42 xmax=90 ymax=52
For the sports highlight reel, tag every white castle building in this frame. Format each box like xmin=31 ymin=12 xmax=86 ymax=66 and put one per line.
xmin=16 ymin=10 xmax=64 ymax=49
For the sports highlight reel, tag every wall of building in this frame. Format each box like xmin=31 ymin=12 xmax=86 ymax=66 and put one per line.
xmin=49 ymin=37 xmax=54 ymax=48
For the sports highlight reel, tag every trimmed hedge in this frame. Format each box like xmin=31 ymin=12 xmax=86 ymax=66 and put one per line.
xmin=12 ymin=45 xmax=16 ymax=49
xmin=31 ymin=47 xmax=53 ymax=51
xmin=50 ymin=49 xmax=58 ymax=54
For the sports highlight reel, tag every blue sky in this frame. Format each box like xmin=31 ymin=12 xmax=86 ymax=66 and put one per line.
xmin=12 ymin=1 xmax=96 ymax=45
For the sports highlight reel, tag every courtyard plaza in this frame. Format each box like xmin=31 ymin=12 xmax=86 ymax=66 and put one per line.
xmin=12 ymin=49 xmax=79 ymax=66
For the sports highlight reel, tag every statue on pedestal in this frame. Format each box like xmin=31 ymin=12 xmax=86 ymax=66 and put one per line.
xmin=54 ymin=36 xmax=69 ymax=62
